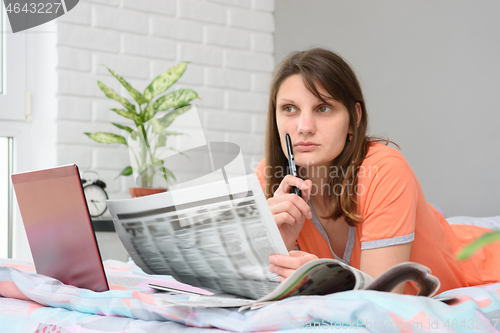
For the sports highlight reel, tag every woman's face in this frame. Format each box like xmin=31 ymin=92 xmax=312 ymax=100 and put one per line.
xmin=276 ymin=74 xmax=351 ymax=169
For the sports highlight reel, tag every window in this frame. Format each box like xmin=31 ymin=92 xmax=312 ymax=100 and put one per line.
xmin=0 ymin=1 xmax=3 ymax=93
xmin=0 ymin=0 xmax=26 ymax=121
xmin=0 ymin=137 xmax=12 ymax=258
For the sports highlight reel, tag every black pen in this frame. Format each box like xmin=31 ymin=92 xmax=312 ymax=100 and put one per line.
xmin=285 ymin=134 xmax=302 ymax=197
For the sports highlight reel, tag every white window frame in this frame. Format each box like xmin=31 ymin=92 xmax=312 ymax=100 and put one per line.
xmin=0 ymin=0 xmax=26 ymax=121
xmin=0 ymin=137 xmax=13 ymax=258
xmin=0 ymin=0 xmax=29 ymax=258
xmin=1 ymin=1 xmax=3 ymax=94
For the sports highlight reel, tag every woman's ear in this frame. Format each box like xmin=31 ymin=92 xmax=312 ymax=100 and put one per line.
xmin=355 ymin=102 xmax=362 ymax=128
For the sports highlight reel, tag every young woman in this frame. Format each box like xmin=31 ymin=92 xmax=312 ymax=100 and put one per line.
xmin=254 ymin=48 xmax=500 ymax=295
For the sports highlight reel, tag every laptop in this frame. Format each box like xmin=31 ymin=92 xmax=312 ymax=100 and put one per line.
xmin=11 ymin=164 xmax=109 ymax=292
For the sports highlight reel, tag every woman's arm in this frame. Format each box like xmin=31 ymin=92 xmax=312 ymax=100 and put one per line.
xmin=270 ymin=244 xmax=412 ymax=293
xmin=360 ymin=243 xmax=412 ymax=294
xmin=355 ymin=154 xmax=418 ymax=293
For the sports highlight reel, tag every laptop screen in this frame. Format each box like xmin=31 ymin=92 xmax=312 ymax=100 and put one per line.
xmin=12 ymin=164 xmax=109 ymax=292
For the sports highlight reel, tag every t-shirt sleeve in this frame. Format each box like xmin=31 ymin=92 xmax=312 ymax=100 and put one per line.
xmin=358 ymin=156 xmax=417 ymax=250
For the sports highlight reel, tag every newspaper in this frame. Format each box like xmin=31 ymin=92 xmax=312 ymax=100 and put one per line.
xmin=107 ymin=174 xmax=289 ymax=300
xmin=107 ymin=174 xmax=441 ymax=309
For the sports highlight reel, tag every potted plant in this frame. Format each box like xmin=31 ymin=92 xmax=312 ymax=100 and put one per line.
xmin=84 ymin=62 xmax=200 ymax=197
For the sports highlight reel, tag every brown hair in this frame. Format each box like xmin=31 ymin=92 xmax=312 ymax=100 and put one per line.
xmin=264 ymin=47 xmax=397 ymax=226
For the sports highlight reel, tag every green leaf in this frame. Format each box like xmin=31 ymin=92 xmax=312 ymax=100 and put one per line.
xmin=161 ymin=166 xmax=176 ymax=184
xmin=149 ymin=118 xmax=164 ymax=135
xmin=84 ymin=132 xmax=127 ymax=145
xmin=130 ymin=129 xmax=138 ymax=140
xmin=115 ymin=166 xmax=133 ymax=179
xmin=167 ymin=146 xmax=190 ymax=159
xmin=144 ymin=89 xmax=199 ymax=121
xmin=97 ymin=81 xmax=136 ymax=113
xmin=157 ymin=134 xmax=166 ymax=148
xmin=143 ymin=62 xmax=188 ymax=103
xmin=110 ymin=109 xmax=140 ymax=123
xmin=457 ymin=231 xmax=500 ymax=260
xmin=148 ymin=106 xmax=191 ymax=135
xmin=107 ymin=68 xmax=148 ymax=105
xmin=163 ymin=130 xmax=183 ymax=136
xmin=111 ymin=123 xmax=133 ymax=134
xmin=149 ymin=117 xmax=185 ymax=136
xmin=157 ymin=105 xmax=192 ymax=129
xmin=137 ymin=159 xmax=162 ymax=176
xmin=161 ymin=167 xmax=175 ymax=179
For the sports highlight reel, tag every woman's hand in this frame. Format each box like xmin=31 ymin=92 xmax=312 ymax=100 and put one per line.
xmin=267 ymin=175 xmax=312 ymax=250
xmin=269 ymin=251 xmax=318 ymax=282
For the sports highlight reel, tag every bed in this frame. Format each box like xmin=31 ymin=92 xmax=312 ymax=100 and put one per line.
xmin=1 ymin=257 xmax=499 ymax=333
xmin=2 ymin=214 xmax=500 ymax=333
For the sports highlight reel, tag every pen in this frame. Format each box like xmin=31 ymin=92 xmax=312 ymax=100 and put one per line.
xmin=285 ymin=134 xmax=302 ymax=197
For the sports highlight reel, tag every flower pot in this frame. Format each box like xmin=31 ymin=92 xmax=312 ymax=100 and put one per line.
xmin=129 ymin=187 xmax=167 ymax=198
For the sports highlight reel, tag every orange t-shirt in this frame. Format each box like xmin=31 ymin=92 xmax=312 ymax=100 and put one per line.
xmin=255 ymin=142 xmax=500 ymax=295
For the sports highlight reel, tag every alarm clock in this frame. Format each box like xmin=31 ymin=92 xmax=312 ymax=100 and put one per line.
xmin=81 ymin=171 xmax=108 ymax=218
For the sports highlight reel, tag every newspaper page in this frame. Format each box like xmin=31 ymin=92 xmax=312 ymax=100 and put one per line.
xmin=107 ymin=174 xmax=289 ymax=300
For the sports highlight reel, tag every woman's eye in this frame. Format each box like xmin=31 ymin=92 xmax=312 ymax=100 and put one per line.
xmin=318 ymin=106 xmax=331 ymax=113
xmin=284 ymin=106 xmax=296 ymax=113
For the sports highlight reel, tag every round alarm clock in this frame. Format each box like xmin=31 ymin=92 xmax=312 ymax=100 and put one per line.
xmin=81 ymin=171 xmax=108 ymax=218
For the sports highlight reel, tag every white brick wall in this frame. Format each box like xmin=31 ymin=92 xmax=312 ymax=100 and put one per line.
xmin=224 ymin=49 xmax=274 ymax=71
xmin=93 ymin=6 xmax=150 ymax=34
xmin=252 ymin=72 xmax=272 ymax=92
xmin=58 ymin=47 xmax=92 ymax=72
xmin=205 ymin=68 xmax=251 ymax=90
xmin=204 ymin=25 xmax=251 ymax=49
xmin=94 ymin=54 xmax=150 ymax=79
xmin=178 ymin=0 xmax=227 ymax=25
xmin=150 ymin=17 xmax=203 ymax=42
xmin=178 ymin=44 xmax=224 ymax=66
xmin=225 ymin=91 xmax=268 ymax=112
xmin=228 ymin=7 xmax=274 ymax=31
xmin=58 ymin=23 xmax=121 ymax=52
xmin=55 ymin=0 xmax=275 ymax=198
xmin=208 ymin=0 xmax=251 ymax=8
xmin=58 ymin=97 xmax=92 ymax=121
xmin=122 ymin=0 xmax=176 ymax=16
xmin=122 ymin=35 xmax=176 ymax=59
xmin=205 ymin=110 xmax=252 ymax=132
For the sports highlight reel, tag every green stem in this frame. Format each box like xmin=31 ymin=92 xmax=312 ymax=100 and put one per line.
xmin=137 ymin=104 xmax=154 ymax=188
xmin=130 ymin=147 xmax=140 ymax=171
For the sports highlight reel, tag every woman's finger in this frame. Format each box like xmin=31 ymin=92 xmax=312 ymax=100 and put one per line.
xmin=302 ymin=179 xmax=313 ymax=202
xmin=269 ymin=198 xmax=303 ymax=226
xmin=269 ymin=194 xmax=312 ymax=221
xmin=269 ymin=252 xmax=317 ymax=270
xmin=268 ymin=263 xmax=297 ymax=279
xmin=274 ymin=175 xmax=311 ymax=197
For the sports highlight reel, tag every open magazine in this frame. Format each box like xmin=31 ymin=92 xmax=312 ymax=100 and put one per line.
xmin=157 ymin=259 xmax=440 ymax=310
xmin=107 ymin=174 xmax=440 ymax=309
